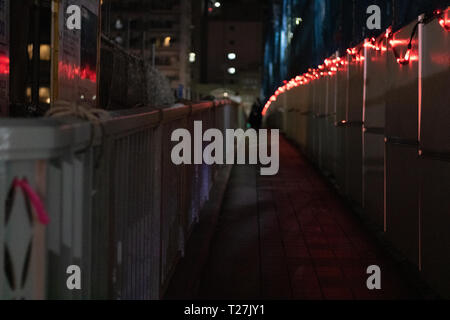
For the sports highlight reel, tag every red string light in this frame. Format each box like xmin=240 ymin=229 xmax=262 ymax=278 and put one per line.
xmin=364 ymin=37 xmax=387 ymax=52
xmin=439 ymin=18 xmax=450 ymax=30
xmin=262 ymin=7 xmax=447 ymax=116
xmin=0 ymin=55 xmax=10 ymax=75
xmin=347 ymin=48 xmax=357 ymax=56
xmin=59 ymin=61 xmax=97 ymax=82
xmin=363 ymin=38 xmax=376 ymax=49
xmin=396 ymin=49 xmax=411 ymax=65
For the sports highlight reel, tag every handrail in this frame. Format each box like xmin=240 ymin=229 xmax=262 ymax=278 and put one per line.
xmin=104 ymin=108 xmax=162 ymax=135
xmin=161 ymin=104 xmax=192 ymax=123
xmin=191 ymin=102 xmax=214 ymax=115
xmin=0 ymin=118 xmax=91 ymax=160
xmin=0 ymin=100 xmax=232 ymax=160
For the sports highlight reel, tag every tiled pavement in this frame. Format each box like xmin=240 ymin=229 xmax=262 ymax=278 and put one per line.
xmin=197 ymin=136 xmax=421 ymax=300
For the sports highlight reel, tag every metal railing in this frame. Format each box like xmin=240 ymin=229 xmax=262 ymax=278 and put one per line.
xmin=0 ymin=100 xmax=241 ymax=300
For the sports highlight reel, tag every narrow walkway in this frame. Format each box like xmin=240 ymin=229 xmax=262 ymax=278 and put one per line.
xmin=197 ymin=136 xmax=420 ymax=300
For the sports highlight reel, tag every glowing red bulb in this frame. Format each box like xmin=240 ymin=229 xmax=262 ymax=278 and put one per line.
xmin=347 ymin=48 xmax=356 ymax=55
xmin=0 ymin=55 xmax=10 ymax=75
xmin=397 ymin=49 xmax=411 ymax=65
xmin=385 ymin=27 xmax=392 ymax=39
xmin=439 ymin=18 xmax=450 ymax=31
xmin=405 ymin=49 xmax=410 ymax=61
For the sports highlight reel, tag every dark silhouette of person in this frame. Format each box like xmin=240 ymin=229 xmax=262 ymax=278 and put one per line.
xmin=248 ymin=98 xmax=263 ymax=130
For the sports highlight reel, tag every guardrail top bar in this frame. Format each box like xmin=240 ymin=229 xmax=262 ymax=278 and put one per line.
xmin=0 ymin=100 xmax=232 ymax=161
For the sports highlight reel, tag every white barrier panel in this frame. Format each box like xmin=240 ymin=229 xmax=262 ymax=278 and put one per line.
xmin=420 ymin=10 xmax=450 ymax=153
xmin=306 ymin=81 xmax=317 ymax=159
xmin=385 ymin=20 xmax=421 ymax=268
xmin=316 ymin=77 xmax=327 ymax=169
xmin=271 ymin=10 xmax=450 ymax=298
xmin=298 ymin=84 xmax=310 ymax=150
xmin=345 ymin=44 xmax=365 ymax=206
xmin=363 ymin=34 xmax=389 ymax=230
xmin=420 ymin=9 xmax=450 ymax=299
xmin=386 ymin=144 xmax=420 ymax=267
xmin=291 ymin=87 xmax=302 ymax=143
xmin=287 ymin=87 xmax=301 ymax=141
xmin=325 ymin=73 xmax=338 ymax=177
xmin=334 ymin=56 xmax=350 ymax=192
xmin=421 ymin=159 xmax=450 ymax=298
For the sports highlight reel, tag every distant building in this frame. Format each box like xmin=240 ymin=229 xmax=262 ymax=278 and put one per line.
xmin=103 ymin=0 xmax=192 ymax=98
xmin=206 ymin=20 xmax=262 ymax=88
xmin=192 ymin=0 xmax=265 ymax=111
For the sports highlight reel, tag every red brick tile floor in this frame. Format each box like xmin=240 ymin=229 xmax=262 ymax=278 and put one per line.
xmin=196 ymin=136 xmax=422 ymax=300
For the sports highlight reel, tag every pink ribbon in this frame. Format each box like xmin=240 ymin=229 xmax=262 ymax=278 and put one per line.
xmin=12 ymin=178 xmax=50 ymax=225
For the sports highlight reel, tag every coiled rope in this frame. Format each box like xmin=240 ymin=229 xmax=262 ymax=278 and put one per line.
xmin=45 ymin=102 xmax=110 ymax=167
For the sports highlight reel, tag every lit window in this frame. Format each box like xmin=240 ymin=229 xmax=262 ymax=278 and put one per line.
xmin=40 ymin=45 xmax=51 ymax=61
xmin=189 ymin=52 xmax=196 ymax=63
xmin=163 ymin=36 xmax=171 ymax=47
xmin=26 ymin=87 xmax=31 ymax=102
xmin=227 ymin=53 xmax=236 ymax=60
xmin=26 ymin=86 xmax=50 ymax=103
xmin=115 ymin=19 xmax=123 ymax=30
xmin=27 ymin=44 xmax=51 ymax=61
xmin=227 ymin=67 xmax=236 ymax=75
xmin=27 ymin=45 xmax=32 ymax=60
xmin=39 ymin=87 xmax=50 ymax=103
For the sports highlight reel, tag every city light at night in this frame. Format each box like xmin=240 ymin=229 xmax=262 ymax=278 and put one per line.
xmin=0 ymin=0 xmax=449 ymax=312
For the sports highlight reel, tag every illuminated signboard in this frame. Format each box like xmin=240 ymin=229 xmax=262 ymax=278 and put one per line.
xmin=54 ymin=0 xmax=99 ymax=107
xmin=0 ymin=0 xmax=9 ymax=116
